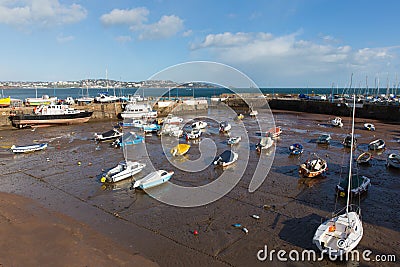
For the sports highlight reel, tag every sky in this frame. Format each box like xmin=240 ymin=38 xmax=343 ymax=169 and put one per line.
xmin=1 ymin=0 xmax=400 ymax=87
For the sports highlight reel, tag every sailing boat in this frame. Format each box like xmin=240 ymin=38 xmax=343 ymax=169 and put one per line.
xmin=313 ymin=92 xmax=367 ymax=257
xmin=76 ymin=80 xmax=94 ymax=104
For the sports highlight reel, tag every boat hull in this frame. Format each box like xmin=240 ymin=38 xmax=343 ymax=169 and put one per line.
xmin=9 ymin=112 xmax=93 ymax=128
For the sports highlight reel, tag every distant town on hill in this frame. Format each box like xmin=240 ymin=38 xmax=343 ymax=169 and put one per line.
xmin=0 ymin=80 xmax=219 ymax=89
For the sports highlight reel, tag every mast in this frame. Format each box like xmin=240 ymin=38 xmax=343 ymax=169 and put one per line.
xmin=346 ymin=73 xmax=355 ymax=214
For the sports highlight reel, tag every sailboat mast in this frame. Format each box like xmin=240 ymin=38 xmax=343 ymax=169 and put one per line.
xmin=346 ymin=74 xmax=356 ymax=214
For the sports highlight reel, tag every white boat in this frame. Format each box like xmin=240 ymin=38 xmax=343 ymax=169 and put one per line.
xmin=25 ymin=95 xmax=57 ymax=106
xmin=164 ymin=114 xmax=183 ymax=124
xmin=119 ymin=119 xmax=145 ymax=128
xmin=299 ymin=154 xmax=328 ymax=178
xmin=256 ymin=136 xmax=274 ymax=152
xmin=76 ymin=83 xmax=94 ymax=104
xmin=160 ymin=123 xmax=181 ymax=135
xmin=121 ymin=103 xmax=157 ymax=119
xmin=317 ymin=134 xmax=332 ymax=144
xmin=101 ymin=161 xmax=146 ymax=183
xmin=313 ymin=92 xmax=365 ymax=258
xmin=132 ymin=170 xmax=174 ymax=189
xmin=364 ymin=123 xmax=375 ymax=131
xmin=219 ymin=121 xmax=231 ymax=132
xmin=192 ymin=120 xmax=207 ymax=129
xmin=368 ymin=139 xmax=385 ymax=150
xmin=387 ymin=153 xmax=400 ymax=168
xmin=227 ymin=136 xmax=241 ymax=145
xmin=10 ymin=143 xmax=48 ymax=153
xmin=214 ymin=150 xmax=238 ymax=167
xmin=185 ymin=129 xmax=202 ymax=140
xmin=249 ymin=110 xmax=258 ymax=116
xmin=94 ymin=128 xmax=123 ymax=142
xmin=94 ymin=92 xmax=119 ymax=103
xmin=331 ymin=117 xmax=343 ymax=128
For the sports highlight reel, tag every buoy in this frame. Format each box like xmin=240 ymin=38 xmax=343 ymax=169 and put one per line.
xmin=100 ymin=177 xmax=106 ymax=183
xmin=193 ymin=230 xmax=198 ymax=235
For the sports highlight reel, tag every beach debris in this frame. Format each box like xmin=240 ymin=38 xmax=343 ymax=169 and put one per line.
xmin=251 ymin=214 xmax=260 ymax=219
xmin=232 ymin=223 xmax=242 ymax=228
xmin=242 ymin=227 xmax=249 ymax=234
xmin=263 ymin=204 xmax=276 ymax=210
xmin=193 ymin=230 xmax=199 ymax=236
xmin=113 ymin=212 xmax=120 ymax=218
xmin=88 ymin=162 xmax=92 ymax=166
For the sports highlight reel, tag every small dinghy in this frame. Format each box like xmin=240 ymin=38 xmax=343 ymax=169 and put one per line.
xmin=219 ymin=121 xmax=232 ymax=132
xmin=249 ymin=110 xmax=258 ymax=117
xmin=331 ymin=117 xmax=343 ymax=128
xmin=356 ymin=152 xmax=372 ymax=164
xmin=186 ymin=129 xmax=202 ymax=140
xmin=142 ymin=123 xmax=160 ymax=133
xmin=342 ymin=134 xmax=357 ymax=149
xmin=101 ymin=161 xmax=146 ymax=183
xmin=132 ymin=170 xmax=174 ymax=189
xmin=336 ymin=175 xmax=371 ymax=197
xmin=267 ymin=126 xmax=282 ymax=138
xmin=112 ymin=132 xmax=144 ymax=148
xmin=387 ymin=153 xmax=400 ymax=168
xmin=289 ymin=143 xmax=303 ymax=155
xmin=256 ymin=136 xmax=274 ymax=152
xmin=95 ymin=128 xmax=123 ymax=142
xmin=227 ymin=136 xmax=241 ymax=145
xmin=10 ymin=143 xmax=48 ymax=153
xmin=316 ymin=134 xmax=331 ymax=144
xmin=364 ymin=123 xmax=375 ymax=131
xmin=119 ymin=119 xmax=144 ymax=128
xmin=299 ymin=154 xmax=328 ymax=178
xmin=214 ymin=150 xmax=238 ymax=167
xmin=170 ymin=144 xmax=190 ymax=156
xmin=368 ymin=139 xmax=385 ymax=150
xmin=164 ymin=114 xmax=183 ymax=124
xmin=192 ymin=121 xmax=207 ymax=130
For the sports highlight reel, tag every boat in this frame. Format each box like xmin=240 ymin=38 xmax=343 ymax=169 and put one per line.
xmin=0 ymin=96 xmax=11 ymax=107
xmin=387 ymin=153 xmax=400 ymax=168
xmin=170 ymin=144 xmax=190 ymax=156
xmin=185 ymin=129 xmax=202 ymax=140
xmin=142 ymin=124 xmax=160 ymax=133
xmin=317 ymin=134 xmax=332 ymax=144
xmin=112 ymin=132 xmax=144 ymax=148
xmin=289 ymin=143 xmax=303 ymax=155
xmin=132 ymin=170 xmax=174 ymax=189
xmin=76 ymin=83 xmax=94 ymax=104
xmin=356 ymin=152 xmax=372 ymax=164
xmin=331 ymin=117 xmax=343 ymax=128
xmin=364 ymin=123 xmax=375 ymax=131
xmin=121 ymin=103 xmax=157 ymax=119
xmin=237 ymin=114 xmax=244 ymax=120
xmin=313 ymin=91 xmax=367 ymax=258
xmin=118 ymin=119 xmax=144 ymax=128
xmin=256 ymin=136 xmax=274 ymax=152
xmin=101 ymin=161 xmax=146 ymax=183
xmin=219 ymin=121 xmax=231 ymax=132
xmin=267 ymin=126 xmax=282 ymax=138
xmin=164 ymin=114 xmax=183 ymax=124
xmin=249 ymin=110 xmax=258 ymax=117
xmin=342 ymin=134 xmax=357 ymax=149
xmin=214 ymin=150 xmax=238 ymax=167
xmin=298 ymin=154 xmax=328 ymax=178
xmin=10 ymin=143 xmax=48 ymax=153
xmin=25 ymin=95 xmax=57 ymax=106
xmin=9 ymin=104 xmax=93 ymax=128
xmin=191 ymin=121 xmax=207 ymax=130
xmin=94 ymin=128 xmax=123 ymax=142
xmin=227 ymin=136 xmax=241 ymax=145
xmin=368 ymin=139 xmax=385 ymax=150
xmin=94 ymin=92 xmax=119 ymax=103
xmin=336 ymin=175 xmax=371 ymax=197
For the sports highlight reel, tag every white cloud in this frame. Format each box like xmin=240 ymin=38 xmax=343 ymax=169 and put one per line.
xmin=115 ymin=35 xmax=132 ymax=43
xmin=137 ymin=15 xmax=184 ymax=40
xmin=56 ymin=33 xmax=74 ymax=43
xmin=100 ymin=7 xmax=148 ymax=27
xmin=191 ymin=31 xmax=399 ymax=86
xmin=0 ymin=0 xmax=87 ymax=27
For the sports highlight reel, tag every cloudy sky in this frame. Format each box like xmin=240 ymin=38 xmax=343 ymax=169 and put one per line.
xmin=1 ymin=0 xmax=399 ymax=87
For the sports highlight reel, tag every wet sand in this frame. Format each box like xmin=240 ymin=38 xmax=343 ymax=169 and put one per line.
xmin=0 ymin=107 xmax=399 ymax=266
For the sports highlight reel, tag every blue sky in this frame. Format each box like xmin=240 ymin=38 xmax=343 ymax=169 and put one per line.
xmin=1 ymin=0 xmax=400 ymax=87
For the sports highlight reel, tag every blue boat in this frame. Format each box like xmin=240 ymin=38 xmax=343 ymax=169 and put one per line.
xmin=132 ymin=170 xmax=174 ymax=189
xmin=142 ymin=123 xmax=160 ymax=133
xmin=112 ymin=132 xmax=144 ymax=148
xmin=289 ymin=143 xmax=303 ymax=155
